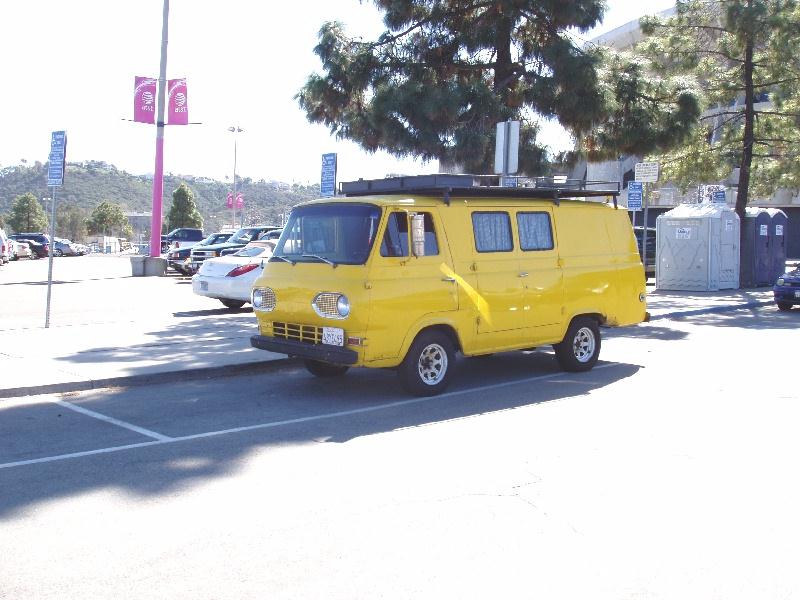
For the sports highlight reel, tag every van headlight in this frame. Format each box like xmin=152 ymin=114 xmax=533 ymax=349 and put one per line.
xmin=252 ymin=287 xmax=275 ymax=311
xmin=776 ymin=278 xmax=785 ymax=286
xmin=312 ymin=292 xmax=350 ymax=319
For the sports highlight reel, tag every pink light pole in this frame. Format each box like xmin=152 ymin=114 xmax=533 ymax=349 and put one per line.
xmin=149 ymin=0 xmax=170 ymax=258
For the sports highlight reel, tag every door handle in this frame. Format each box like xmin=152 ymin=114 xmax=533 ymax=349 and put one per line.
xmin=441 ymin=276 xmax=456 ymax=282
xmin=518 ymin=272 xmax=529 ymax=278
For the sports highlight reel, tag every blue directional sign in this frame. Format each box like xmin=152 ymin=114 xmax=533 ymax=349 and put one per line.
xmin=713 ymin=190 xmax=727 ymax=204
xmin=627 ymin=181 xmax=643 ymax=211
xmin=320 ymin=153 xmax=337 ymax=198
xmin=47 ymin=130 xmax=67 ymax=187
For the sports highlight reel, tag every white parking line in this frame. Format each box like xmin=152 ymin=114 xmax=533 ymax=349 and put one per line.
xmin=0 ymin=364 xmax=616 ymax=470
xmin=55 ymin=400 xmax=173 ymax=441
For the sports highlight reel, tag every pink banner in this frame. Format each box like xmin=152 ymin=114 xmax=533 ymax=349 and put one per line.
xmin=133 ymin=76 xmax=157 ymax=124
xmin=236 ymin=193 xmax=244 ymax=209
xmin=226 ymin=193 xmax=233 ymax=209
xmin=167 ymin=78 xmax=189 ymax=125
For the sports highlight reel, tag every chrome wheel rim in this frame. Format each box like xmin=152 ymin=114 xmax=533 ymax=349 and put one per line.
xmin=417 ymin=343 xmax=448 ymax=386
xmin=573 ymin=327 xmax=596 ymax=363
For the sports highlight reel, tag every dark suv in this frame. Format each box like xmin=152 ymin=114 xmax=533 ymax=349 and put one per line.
xmin=167 ymin=231 xmax=235 ymax=275
xmin=161 ymin=228 xmax=204 ymax=253
xmin=190 ymin=225 xmax=281 ymax=271
xmin=9 ymin=233 xmax=51 ymax=258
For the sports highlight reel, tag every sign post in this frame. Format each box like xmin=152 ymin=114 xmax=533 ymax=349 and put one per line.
xmin=494 ymin=120 xmax=520 ymax=187
xmin=634 ymin=162 xmax=659 ymax=279
xmin=321 ymin=153 xmax=337 ymax=197
xmin=45 ymin=130 xmax=67 ymax=328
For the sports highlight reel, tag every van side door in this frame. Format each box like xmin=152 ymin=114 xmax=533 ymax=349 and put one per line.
xmin=470 ymin=210 xmax=524 ymax=347
xmin=516 ymin=209 xmax=564 ymax=342
xmin=366 ymin=210 xmax=458 ymax=362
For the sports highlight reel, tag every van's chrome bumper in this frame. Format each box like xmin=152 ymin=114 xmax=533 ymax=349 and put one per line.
xmin=250 ymin=335 xmax=358 ymax=365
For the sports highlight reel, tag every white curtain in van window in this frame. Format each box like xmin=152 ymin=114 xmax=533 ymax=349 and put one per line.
xmin=473 ymin=213 xmax=513 ymax=252
xmin=517 ymin=213 xmax=553 ymax=251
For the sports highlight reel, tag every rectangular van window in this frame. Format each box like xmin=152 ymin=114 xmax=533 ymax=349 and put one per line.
xmin=380 ymin=212 xmax=439 ymax=257
xmin=472 ymin=212 xmax=513 ymax=252
xmin=517 ymin=212 xmax=554 ymax=251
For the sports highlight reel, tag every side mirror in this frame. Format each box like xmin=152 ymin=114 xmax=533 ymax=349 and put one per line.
xmin=411 ymin=213 xmax=425 ymax=257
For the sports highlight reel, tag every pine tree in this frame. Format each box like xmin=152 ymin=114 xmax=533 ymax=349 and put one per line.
xmin=167 ymin=183 xmax=203 ymax=230
xmin=638 ymin=0 xmax=800 ymax=220
xmin=297 ymin=0 xmax=699 ymax=175
xmin=7 ymin=193 xmax=48 ymax=233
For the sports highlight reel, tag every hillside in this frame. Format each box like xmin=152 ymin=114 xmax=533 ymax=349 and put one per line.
xmin=0 ymin=161 xmax=320 ymax=233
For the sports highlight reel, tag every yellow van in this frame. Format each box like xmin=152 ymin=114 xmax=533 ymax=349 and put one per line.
xmin=250 ymin=175 xmax=647 ymax=396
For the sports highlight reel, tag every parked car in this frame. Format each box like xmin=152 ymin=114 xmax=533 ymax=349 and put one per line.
xmin=53 ymin=238 xmax=80 ymax=257
xmin=633 ymin=226 xmax=656 ymax=276
xmin=161 ymin=227 xmax=204 ymax=254
xmin=0 ymin=228 xmax=9 ymax=264
xmin=773 ymin=266 xmax=800 ymax=311
xmin=192 ymin=240 xmax=275 ymax=309
xmin=9 ymin=239 xmax=32 ymax=260
xmin=9 ymin=233 xmax=50 ymax=258
xmin=167 ymin=231 xmax=235 ymax=275
xmin=190 ymin=225 xmax=280 ymax=272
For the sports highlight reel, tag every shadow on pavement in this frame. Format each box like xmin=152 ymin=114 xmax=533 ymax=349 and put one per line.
xmin=0 ymin=352 xmax=640 ymax=518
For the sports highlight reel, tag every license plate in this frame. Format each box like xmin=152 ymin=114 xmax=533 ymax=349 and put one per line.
xmin=322 ymin=327 xmax=344 ymax=346
xmin=200 ymin=281 xmax=208 ymax=291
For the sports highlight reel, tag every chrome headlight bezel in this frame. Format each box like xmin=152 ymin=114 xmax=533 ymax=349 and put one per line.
xmin=252 ymin=287 xmax=276 ymax=311
xmin=312 ymin=292 xmax=350 ymax=320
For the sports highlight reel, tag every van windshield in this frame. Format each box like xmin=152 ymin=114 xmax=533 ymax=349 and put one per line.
xmin=273 ymin=203 xmax=381 ymax=266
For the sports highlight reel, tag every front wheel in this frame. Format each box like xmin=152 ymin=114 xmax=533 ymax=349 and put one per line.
xmin=304 ymin=359 xmax=349 ymax=378
xmin=53 ymin=249 xmax=63 ymax=257
xmin=777 ymin=302 xmax=793 ymax=312
xmin=553 ymin=317 xmax=601 ymax=372
xmin=398 ymin=330 xmax=455 ymax=396
xmin=220 ymin=299 xmax=245 ymax=309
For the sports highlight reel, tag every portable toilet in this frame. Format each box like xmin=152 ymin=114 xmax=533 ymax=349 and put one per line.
xmin=741 ymin=207 xmax=772 ymax=287
xmin=656 ymin=203 xmax=740 ymax=291
xmin=766 ymin=208 xmax=788 ymax=280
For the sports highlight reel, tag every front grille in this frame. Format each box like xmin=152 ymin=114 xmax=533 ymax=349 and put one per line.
xmin=272 ymin=322 xmax=323 ymax=344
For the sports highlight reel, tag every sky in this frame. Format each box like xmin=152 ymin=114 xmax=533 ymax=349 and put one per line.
xmin=0 ymin=0 xmax=676 ymax=187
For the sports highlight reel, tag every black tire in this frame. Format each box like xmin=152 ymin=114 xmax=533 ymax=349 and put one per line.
xmin=304 ymin=359 xmax=349 ymax=378
xmin=220 ymin=299 xmax=245 ymax=309
xmin=397 ymin=330 xmax=455 ymax=396
xmin=53 ymin=249 xmax=63 ymax=257
xmin=777 ymin=302 xmax=793 ymax=312
xmin=553 ymin=317 xmax=601 ymax=372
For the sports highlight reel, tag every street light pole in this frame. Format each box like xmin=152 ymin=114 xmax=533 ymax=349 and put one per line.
xmin=228 ymin=126 xmax=243 ymax=228
xmin=149 ymin=0 xmax=170 ymax=258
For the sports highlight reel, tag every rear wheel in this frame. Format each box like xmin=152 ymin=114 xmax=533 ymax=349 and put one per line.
xmin=398 ymin=330 xmax=455 ymax=396
xmin=777 ymin=302 xmax=793 ymax=312
xmin=220 ymin=299 xmax=245 ymax=309
xmin=553 ymin=317 xmax=601 ymax=372
xmin=304 ymin=359 xmax=349 ymax=378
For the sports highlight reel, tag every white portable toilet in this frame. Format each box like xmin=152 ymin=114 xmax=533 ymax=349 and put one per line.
xmin=656 ymin=203 xmax=740 ymax=291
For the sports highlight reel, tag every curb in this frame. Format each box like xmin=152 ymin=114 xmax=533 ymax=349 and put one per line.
xmin=0 ymin=357 xmax=294 ymax=400
xmin=649 ymin=299 xmax=774 ymax=321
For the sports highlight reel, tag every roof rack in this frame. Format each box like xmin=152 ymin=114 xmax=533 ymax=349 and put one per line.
xmin=339 ymin=174 xmax=620 ymax=207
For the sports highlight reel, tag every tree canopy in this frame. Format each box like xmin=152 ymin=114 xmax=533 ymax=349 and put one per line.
xmin=639 ymin=0 xmax=800 ymax=217
xmin=86 ymin=201 xmax=130 ymax=237
xmin=6 ymin=193 xmax=48 ymax=233
xmin=167 ymin=183 xmax=203 ymax=231
xmin=297 ymin=0 xmax=699 ymax=174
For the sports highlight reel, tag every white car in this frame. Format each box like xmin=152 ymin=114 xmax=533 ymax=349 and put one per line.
xmin=192 ymin=240 xmax=275 ymax=309
xmin=9 ymin=239 xmax=32 ymax=260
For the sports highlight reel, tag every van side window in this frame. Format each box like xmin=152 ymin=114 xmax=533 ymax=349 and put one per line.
xmin=380 ymin=212 xmax=409 ymax=257
xmin=472 ymin=212 xmax=513 ymax=252
xmin=517 ymin=212 xmax=554 ymax=251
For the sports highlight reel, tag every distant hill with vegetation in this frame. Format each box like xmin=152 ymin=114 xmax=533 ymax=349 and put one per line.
xmin=0 ymin=160 xmax=320 ymax=234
